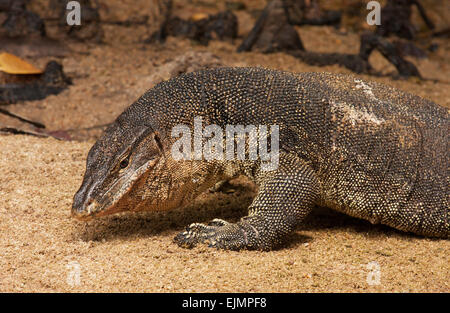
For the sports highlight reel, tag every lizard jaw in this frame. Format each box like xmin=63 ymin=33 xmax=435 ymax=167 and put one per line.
xmin=72 ymin=158 xmax=159 ymax=220
xmin=71 ymin=199 xmax=126 ymax=221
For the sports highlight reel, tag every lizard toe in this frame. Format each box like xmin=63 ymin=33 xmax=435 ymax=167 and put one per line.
xmin=174 ymin=222 xmax=219 ymax=248
xmin=174 ymin=220 xmax=247 ymax=250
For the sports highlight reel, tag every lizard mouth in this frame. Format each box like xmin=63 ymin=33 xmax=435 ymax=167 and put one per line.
xmin=71 ymin=200 xmax=99 ymax=221
xmin=71 ymin=158 xmax=159 ymax=221
xmin=72 ymin=199 xmax=125 ymax=221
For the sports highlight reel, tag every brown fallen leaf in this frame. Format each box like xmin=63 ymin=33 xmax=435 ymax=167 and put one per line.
xmin=191 ymin=13 xmax=209 ymax=22
xmin=0 ymin=52 xmax=43 ymax=74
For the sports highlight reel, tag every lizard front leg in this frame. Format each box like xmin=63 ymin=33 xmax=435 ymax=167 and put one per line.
xmin=174 ymin=156 xmax=320 ymax=251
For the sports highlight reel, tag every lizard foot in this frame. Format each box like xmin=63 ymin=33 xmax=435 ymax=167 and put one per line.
xmin=174 ymin=218 xmax=254 ymax=251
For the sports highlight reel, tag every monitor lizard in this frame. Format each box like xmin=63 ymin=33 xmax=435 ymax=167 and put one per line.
xmin=72 ymin=67 xmax=449 ymax=250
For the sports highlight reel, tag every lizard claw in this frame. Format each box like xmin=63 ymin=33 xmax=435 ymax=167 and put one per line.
xmin=174 ymin=222 xmax=220 ymax=249
xmin=174 ymin=219 xmax=254 ymax=251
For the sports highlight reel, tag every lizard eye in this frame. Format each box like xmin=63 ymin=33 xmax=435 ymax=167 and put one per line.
xmin=119 ymin=158 xmax=129 ymax=169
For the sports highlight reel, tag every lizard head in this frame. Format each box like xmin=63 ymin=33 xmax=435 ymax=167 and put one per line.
xmin=72 ymin=114 xmax=214 ymax=221
xmin=72 ymin=117 xmax=168 ymax=220
xmin=72 ymin=79 xmax=222 ymax=221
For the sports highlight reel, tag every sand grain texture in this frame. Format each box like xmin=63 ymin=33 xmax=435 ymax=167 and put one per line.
xmin=0 ymin=136 xmax=448 ymax=292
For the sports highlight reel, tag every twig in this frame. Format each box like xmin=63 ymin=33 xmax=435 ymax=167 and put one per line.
xmin=0 ymin=127 xmax=49 ymax=138
xmin=0 ymin=107 xmax=45 ymax=129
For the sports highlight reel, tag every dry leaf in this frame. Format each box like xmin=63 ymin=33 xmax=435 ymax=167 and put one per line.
xmin=0 ymin=52 xmax=43 ymax=74
xmin=191 ymin=13 xmax=208 ymax=22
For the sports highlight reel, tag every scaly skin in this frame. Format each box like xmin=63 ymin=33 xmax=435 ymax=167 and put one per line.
xmin=72 ymin=67 xmax=449 ymax=251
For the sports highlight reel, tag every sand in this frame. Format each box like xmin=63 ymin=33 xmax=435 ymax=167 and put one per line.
xmin=0 ymin=0 xmax=449 ymax=292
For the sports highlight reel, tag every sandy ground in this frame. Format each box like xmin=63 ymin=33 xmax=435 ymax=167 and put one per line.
xmin=0 ymin=0 xmax=449 ymax=292
xmin=0 ymin=136 xmax=449 ymax=292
